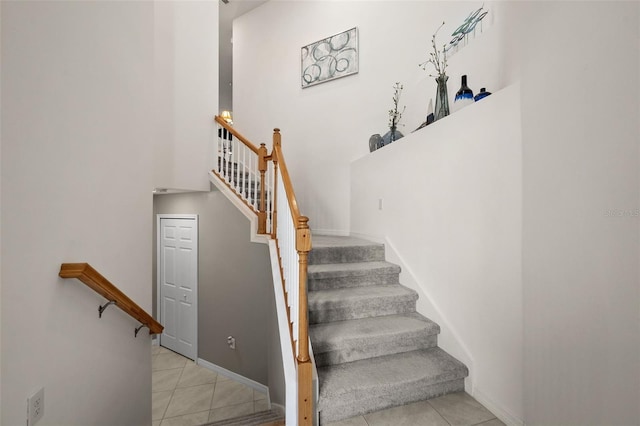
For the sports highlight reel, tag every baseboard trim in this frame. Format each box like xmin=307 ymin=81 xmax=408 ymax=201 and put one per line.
xmin=197 ymin=357 xmax=270 ymax=406
xmin=472 ymin=388 xmax=524 ymax=426
xmin=312 ymin=228 xmax=349 ymax=237
xmin=349 ymin=232 xmax=384 ymax=244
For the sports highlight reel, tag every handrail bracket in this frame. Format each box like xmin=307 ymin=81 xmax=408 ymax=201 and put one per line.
xmin=98 ymin=300 xmax=117 ymax=318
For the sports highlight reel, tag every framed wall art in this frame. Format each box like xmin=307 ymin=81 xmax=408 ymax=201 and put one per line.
xmin=301 ymin=27 xmax=359 ymax=88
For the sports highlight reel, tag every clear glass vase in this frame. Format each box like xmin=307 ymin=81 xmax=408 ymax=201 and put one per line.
xmin=434 ymin=74 xmax=450 ymax=121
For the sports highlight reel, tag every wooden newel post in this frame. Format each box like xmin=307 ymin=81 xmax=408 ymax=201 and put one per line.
xmin=271 ymin=129 xmax=282 ymax=238
xmin=296 ymin=215 xmax=313 ymax=425
xmin=296 ymin=215 xmax=311 ymax=362
xmin=257 ymin=143 xmax=268 ymax=234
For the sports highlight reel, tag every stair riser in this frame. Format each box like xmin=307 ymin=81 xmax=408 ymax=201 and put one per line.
xmin=309 ymin=273 xmax=400 ymax=291
xmin=309 ymin=299 xmax=416 ymax=324
xmin=309 ymin=245 xmax=386 ymax=265
xmin=314 ymin=334 xmax=438 ymax=367
xmin=319 ymin=379 xmax=465 ymax=424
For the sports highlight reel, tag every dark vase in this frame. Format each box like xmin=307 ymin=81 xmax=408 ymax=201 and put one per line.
xmin=434 ymin=74 xmax=449 ymax=121
xmin=454 ymin=74 xmax=474 ymax=111
xmin=369 ymin=134 xmax=383 ymax=152
xmin=382 ymin=127 xmax=404 ymax=146
xmin=474 ymin=87 xmax=492 ymax=102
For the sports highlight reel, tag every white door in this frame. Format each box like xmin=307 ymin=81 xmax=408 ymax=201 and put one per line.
xmin=158 ymin=216 xmax=198 ymax=360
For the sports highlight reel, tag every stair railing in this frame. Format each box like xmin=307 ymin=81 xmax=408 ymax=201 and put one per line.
xmin=59 ymin=263 xmax=163 ymax=336
xmin=214 ymin=116 xmax=271 ymax=234
xmin=212 ymin=116 xmax=313 ymax=425
xmin=270 ymin=128 xmax=313 ymax=425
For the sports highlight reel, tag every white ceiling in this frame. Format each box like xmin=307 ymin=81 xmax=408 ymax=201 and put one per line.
xmin=219 ymin=0 xmax=268 ymax=112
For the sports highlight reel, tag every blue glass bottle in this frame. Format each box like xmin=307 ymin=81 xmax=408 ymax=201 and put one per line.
xmin=453 ymin=75 xmax=474 ymax=111
xmin=474 ymin=87 xmax=491 ymax=102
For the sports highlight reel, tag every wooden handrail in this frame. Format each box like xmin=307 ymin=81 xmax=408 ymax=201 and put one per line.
xmin=59 ymin=263 xmax=163 ymax=335
xmin=272 ymin=128 xmax=313 ymax=425
xmin=214 ymin=115 xmax=261 ymax=154
xmin=214 ymin=116 xmax=269 ymax=233
xmin=271 ymin=129 xmax=302 ymax=219
xmin=209 ymin=120 xmax=313 ymax=424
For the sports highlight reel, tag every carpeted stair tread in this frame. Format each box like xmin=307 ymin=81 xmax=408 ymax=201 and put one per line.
xmin=317 ymin=348 xmax=468 ymax=421
xmin=308 ymin=260 xmax=402 ymax=290
xmin=202 ymin=409 xmax=283 ymax=426
xmin=309 ymin=285 xmax=417 ymax=323
xmin=310 ymin=235 xmax=386 ymax=264
xmin=310 ymin=313 xmax=440 ymax=366
xmin=308 ymin=261 xmax=400 ymax=279
xmin=310 ymin=312 xmax=438 ymax=349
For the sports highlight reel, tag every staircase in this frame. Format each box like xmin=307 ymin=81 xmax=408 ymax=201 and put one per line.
xmin=308 ymin=235 xmax=468 ymax=424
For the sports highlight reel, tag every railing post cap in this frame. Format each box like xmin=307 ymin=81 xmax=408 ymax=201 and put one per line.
xmin=274 ymin=128 xmax=280 ymax=133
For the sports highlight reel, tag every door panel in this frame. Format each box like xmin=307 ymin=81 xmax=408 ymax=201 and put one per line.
xmin=159 ymin=217 xmax=197 ymax=360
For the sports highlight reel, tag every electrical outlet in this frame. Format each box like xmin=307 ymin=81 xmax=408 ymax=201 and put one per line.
xmin=227 ymin=336 xmax=236 ymax=350
xmin=27 ymin=387 xmax=44 ymax=426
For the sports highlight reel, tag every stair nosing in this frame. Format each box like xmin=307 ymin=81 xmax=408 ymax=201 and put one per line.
xmin=317 ymin=347 xmax=468 ymax=400
xmin=310 ymin=313 xmax=439 ymax=352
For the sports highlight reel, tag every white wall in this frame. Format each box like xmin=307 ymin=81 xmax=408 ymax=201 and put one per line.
xmin=235 ymin=1 xmax=640 ymax=425
xmin=1 ymin=1 xmax=220 ymax=424
xmin=0 ymin=2 xmax=3 ymax=421
xmin=351 ymin=84 xmax=523 ymax=424
xmin=234 ymin=1 xmax=507 ymax=235
xmin=519 ymin=2 xmax=640 ymax=425
xmin=1 ymin=2 xmax=155 ymax=425
xmin=154 ymin=1 xmax=218 ymax=192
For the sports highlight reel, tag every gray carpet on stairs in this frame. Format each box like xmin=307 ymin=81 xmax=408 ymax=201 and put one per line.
xmin=309 ymin=235 xmax=468 ymax=424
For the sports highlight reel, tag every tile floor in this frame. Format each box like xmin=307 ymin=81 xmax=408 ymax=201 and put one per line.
xmin=153 ymin=345 xmax=504 ymax=426
xmin=324 ymin=392 xmax=506 ymax=426
xmin=152 ymin=345 xmax=269 ymax=426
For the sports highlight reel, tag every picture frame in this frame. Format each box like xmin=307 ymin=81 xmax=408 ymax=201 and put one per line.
xmin=301 ymin=27 xmax=359 ymax=88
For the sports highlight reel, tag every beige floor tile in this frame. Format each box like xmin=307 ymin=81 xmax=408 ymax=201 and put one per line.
xmin=428 ymin=392 xmax=496 ymax=426
xmin=324 ymin=416 xmax=368 ymax=426
xmin=164 ymin=384 xmax=215 ymax=418
xmin=153 ymin=368 xmax=183 ymax=392
xmin=152 ymin=345 xmax=162 ymax=356
xmin=152 ymin=391 xmax=174 ymax=420
xmin=364 ymin=400 xmax=449 ymax=426
xmin=177 ymin=363 xmax=217 ymax=388
xmin=477 ymin=419 xmax=506 ymax=426
xmin=254 ymin=389 xmax=267 ymax=401
xmin=208 ymin=401 xmax=254 ymax=422
xmin=160 ymin=410 xmax=210 ymax=426
xmin=254 ymin=399 xmax=269 ymax=412
xmin=154 ymin=351 xmax=189 ymax=371
xmin=215 ymin=373 xmax=233 ymax=383
xmin=153 ymin=420 xmax=162 ymax=426
xmin=211 ymin=380 xmax=254 ymax=409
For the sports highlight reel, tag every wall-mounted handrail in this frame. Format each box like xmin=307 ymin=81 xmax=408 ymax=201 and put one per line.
xmin=59 ymin=263 xmax=163 ymax=335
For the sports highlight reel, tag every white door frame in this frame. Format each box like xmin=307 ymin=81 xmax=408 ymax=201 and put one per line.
xmin=156 ymin=214 xmax=199 ymax=359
